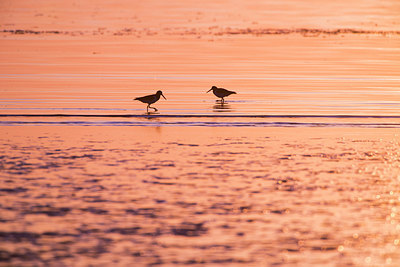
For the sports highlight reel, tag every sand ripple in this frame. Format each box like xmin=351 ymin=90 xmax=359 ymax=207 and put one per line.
xmin=1 ymin=127 xmax=400 ymax=266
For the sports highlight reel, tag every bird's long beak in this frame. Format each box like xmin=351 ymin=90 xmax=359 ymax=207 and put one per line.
xmin=161 ymin=94 xmax=167 ymax=100
xmin=206 ymin=89 xmax=212 ymax=93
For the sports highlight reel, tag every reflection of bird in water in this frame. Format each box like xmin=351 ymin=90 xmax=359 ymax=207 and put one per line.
xmin=134 ymin=90 xmax=166 ymax=112
xmin=213 ymin=104 xmax=232 ymax=112
xmin=207 ymin=86 xmax=236 ymax=104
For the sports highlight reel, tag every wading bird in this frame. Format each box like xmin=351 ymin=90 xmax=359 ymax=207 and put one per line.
xmin=206 ymin=86 xmax=236 ymax=104
xmin=134 ymin=90 xmax=166 ymax=112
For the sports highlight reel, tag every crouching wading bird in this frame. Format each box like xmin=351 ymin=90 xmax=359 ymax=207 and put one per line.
xmin=207 ymin=86 xmax=236 ymax=104
xmin=134 ymin=90 xmax=166 ymax=112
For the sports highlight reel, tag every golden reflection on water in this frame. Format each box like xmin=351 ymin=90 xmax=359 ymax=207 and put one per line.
xmin=1 ymin=126 xmax=400 ymax=266
xmin=1 ymin=0 xmax=400 ymax=266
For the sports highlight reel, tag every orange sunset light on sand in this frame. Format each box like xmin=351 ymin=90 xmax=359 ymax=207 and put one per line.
xmin=1 ymin=0 xmax=400 ymax=266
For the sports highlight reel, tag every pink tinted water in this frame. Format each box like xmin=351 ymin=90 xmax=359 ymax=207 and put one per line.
xmin=1 ymin=127 xmax=400 ymax=266
xmin=1 ymin=0 xmax=400 ymax=266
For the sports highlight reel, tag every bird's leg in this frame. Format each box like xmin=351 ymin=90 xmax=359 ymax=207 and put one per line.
xmin=221 ymin=97 xmax=225 ymax=105
xmin=149 ymin=105 xmax=158 ymax=112
xmin=147 ymin=104 xmax=149 ymax=113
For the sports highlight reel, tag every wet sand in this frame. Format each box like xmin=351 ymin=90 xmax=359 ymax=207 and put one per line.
xmin=1 ymin=126 xmax=400 ymax=266
xmin=1 ymin=0 xmax=400 ymax=266
xmin=1 ymin=34 xmax=399 ymax=117
xmin=1 ymin=0 xmax=400 ymax=116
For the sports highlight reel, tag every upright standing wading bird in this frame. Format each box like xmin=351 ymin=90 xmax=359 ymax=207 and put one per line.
xmin=134 ymin=90 xmax=166 ymax=112
xmin=207 ymin=86 xmax=236 ymax=104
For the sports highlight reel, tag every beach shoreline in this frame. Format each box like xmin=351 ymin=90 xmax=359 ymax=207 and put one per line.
xmin=1 ymin=0 xmax=400 ymax=265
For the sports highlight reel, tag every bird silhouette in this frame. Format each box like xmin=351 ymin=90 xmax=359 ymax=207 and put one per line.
xmin=206 ymin=86 xmax=236 ymax=104
xmin=134 ymin=90 xmax=166 ymax=112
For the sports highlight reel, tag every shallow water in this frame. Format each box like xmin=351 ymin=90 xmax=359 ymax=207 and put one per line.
xmin=1 ymin=0 xmax=400 ymax=266
xmin=1 ymin=38 xmax=399 ymax=112
xmin=2 ymin=114 xmax=400 ymax=128
xmin=1 ymin=34 xmax=399 ymax=120
xmin=1 ymin=127 xmax=400 ymax=266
